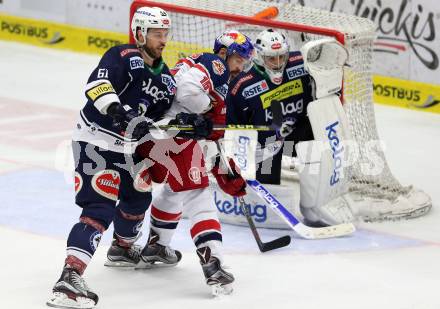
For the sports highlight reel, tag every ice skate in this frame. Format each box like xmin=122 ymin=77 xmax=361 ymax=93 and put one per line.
xmin=136 ymin=229 xmax=182 ymax=269
xmin=105 ymin=238 xmax=142 ymax=267
xmin=46 ymin=267 xmax=98 ymax=309
xmin=196 ymin=246 xmax=234 ymax=296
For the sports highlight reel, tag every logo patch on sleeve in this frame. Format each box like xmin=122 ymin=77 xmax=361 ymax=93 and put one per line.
xmin=91 ymin=170 xmax=120 ymax=201
xmin=129 ymin=56 xmax=144 ymax=70
xmin=161 ymin=74 xmax=177 ymax=94
xmin=212 ymin=59 xmax=226 ymax=75
xmin=86 ymin=83 xmax=115 ymax=101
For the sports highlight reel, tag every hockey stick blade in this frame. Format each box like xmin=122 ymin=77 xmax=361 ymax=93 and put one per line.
xmin=239 ymin=197 xmax=291 ymax=252
xmin=215 ymin=140 xmax=291 ymax=252
xmin=246 ymin=179 xmax=356 ymax=239
xmin=259 ymin=235 xmax=291 ymax=252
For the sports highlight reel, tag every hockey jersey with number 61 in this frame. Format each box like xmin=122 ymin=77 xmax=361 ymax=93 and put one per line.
xmin=73 ymin=44 xmax=176 ymax=153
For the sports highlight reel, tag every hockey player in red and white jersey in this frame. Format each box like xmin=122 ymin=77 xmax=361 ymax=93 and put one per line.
xmin=133 ymin=30 xmax=254 ymax=295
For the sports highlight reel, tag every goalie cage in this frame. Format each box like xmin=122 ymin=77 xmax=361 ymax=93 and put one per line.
xmin=129 ymin=0 xmax=432 ymax=222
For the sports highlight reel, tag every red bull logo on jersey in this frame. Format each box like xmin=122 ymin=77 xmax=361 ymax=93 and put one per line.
xmin=212 ymin=59 xmax=226 ymax=75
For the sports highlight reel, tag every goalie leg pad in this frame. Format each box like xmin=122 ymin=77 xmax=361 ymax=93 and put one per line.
xmin=296 ymin=95 xmax=355 ymax=225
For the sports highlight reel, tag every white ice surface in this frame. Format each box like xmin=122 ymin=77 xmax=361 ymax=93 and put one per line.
xmin=0 ymin=41 xmax=439 ymax=309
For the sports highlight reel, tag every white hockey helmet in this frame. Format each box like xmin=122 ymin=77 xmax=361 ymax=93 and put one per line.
xmin=254 ymin=29 xmax=290 ymax=85
xmin=131 ymin=6 xmax=171 ymax=46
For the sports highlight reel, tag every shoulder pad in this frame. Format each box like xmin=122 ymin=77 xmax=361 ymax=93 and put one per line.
xmin=197 ymin=53 xmax=229 ymax=87
xmin=117 ymin=44 xmax=141 ymax=58
xmin=230 ymin=72 xmax=254 ymax=96
xmin=288 ymin=51 xmax=304 ymax=64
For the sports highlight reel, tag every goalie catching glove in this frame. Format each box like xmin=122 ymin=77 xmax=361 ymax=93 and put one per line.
xmin=107 ymin=102 xmax=151 ymax=140
xmin=212 ymin=156 xmax=246 ymax=197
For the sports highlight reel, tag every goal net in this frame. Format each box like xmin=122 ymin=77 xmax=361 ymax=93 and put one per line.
xmin=129 ymin=0 xmax=431 ymax=222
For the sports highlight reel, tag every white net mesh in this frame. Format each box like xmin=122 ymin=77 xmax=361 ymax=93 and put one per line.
xmin=131 ymin=0 xmax=431 ymax=221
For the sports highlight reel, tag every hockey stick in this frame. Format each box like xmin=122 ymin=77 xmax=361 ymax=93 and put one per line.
xmin=215 ymin=140 xmax=291 ymax=252
xmin=246 ymin=179 xmax=356 ymax=239
xmin=151 ymin=100 xmax=284 ymax=132
xmin=152 ymin=123 xmax=275 ymax=131
xmin=238 ymin=196 xmax=291 ymax=252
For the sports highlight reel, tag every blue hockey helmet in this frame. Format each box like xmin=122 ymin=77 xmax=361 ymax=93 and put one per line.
xmin=213 ymin=30 xmax=254 ymax=60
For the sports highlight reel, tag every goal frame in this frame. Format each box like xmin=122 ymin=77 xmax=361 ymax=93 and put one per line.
xmin=129 ymin=0 xmax=346 ymax=45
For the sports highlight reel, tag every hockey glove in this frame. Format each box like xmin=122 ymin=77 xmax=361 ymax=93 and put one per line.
xmin=212 ymin=156 xmax=246 ymax=197
xmin=170 ymin=113 xmax=213 ymax=139
xmin=276 ymin=117 xmax=296 ymax=140
xmin=107 ymin=103 xmax=151 ymax=140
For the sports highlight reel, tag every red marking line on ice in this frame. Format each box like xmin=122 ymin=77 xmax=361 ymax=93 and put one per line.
xmin=0 ymin=96 xmax=77 ymax=152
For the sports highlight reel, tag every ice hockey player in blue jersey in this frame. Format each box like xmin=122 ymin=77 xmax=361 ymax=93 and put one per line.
xmin=46 ymin=7 xmax=211 ymax=309
xmin=226 ymin=29 xmax=315 ymax=184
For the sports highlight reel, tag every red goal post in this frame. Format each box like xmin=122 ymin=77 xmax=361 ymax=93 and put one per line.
xmin=128 ymin=0 xmax=432 ymax=222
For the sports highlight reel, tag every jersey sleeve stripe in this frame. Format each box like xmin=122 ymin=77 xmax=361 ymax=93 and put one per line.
xmin=85 ymin=81 xmax=119 ymax=114
xmin=93 ymin=92 xmax=120 ymax=114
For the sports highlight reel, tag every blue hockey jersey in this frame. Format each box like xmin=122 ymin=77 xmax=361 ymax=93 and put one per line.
xmin=226 ymin=51 xmax=314 ymax=184
xmin=73 ymin=44 xmax=176 ymax=153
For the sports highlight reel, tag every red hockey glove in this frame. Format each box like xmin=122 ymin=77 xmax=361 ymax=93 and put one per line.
xmin=211 ymin=157 xmax=246 ymax=197
xmin=205 ymin=100 xmax=225 ymax=141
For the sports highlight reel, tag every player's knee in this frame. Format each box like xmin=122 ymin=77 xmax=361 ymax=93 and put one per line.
xmin=80 ymin=204 xmax=116 ymax=230
xmin=118 ymin=195 xmax=151 ymax=216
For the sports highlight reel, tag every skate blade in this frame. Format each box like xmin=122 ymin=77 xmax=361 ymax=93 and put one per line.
xmin=211 ymin=283 xmax=233 ymax=297
xmin=104 ymin=259 xmax=137 ymax=268
xmin=46 ymin=292 xmax=96 ymax=309
xmin=135 ymin=259 xmax=178 ymax=270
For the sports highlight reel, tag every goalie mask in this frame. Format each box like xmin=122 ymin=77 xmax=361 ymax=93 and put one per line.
xmin=131 ymin=6 xmax=171 ymax=47
xmin=254 ymin=29 xmax=289 ymax=85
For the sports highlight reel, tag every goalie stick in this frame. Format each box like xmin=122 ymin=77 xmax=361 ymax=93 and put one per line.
xmin=246 ymin=179 xmax=356 ymax=239
xmin=215 ymin=140 xmax=291 ymax=253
